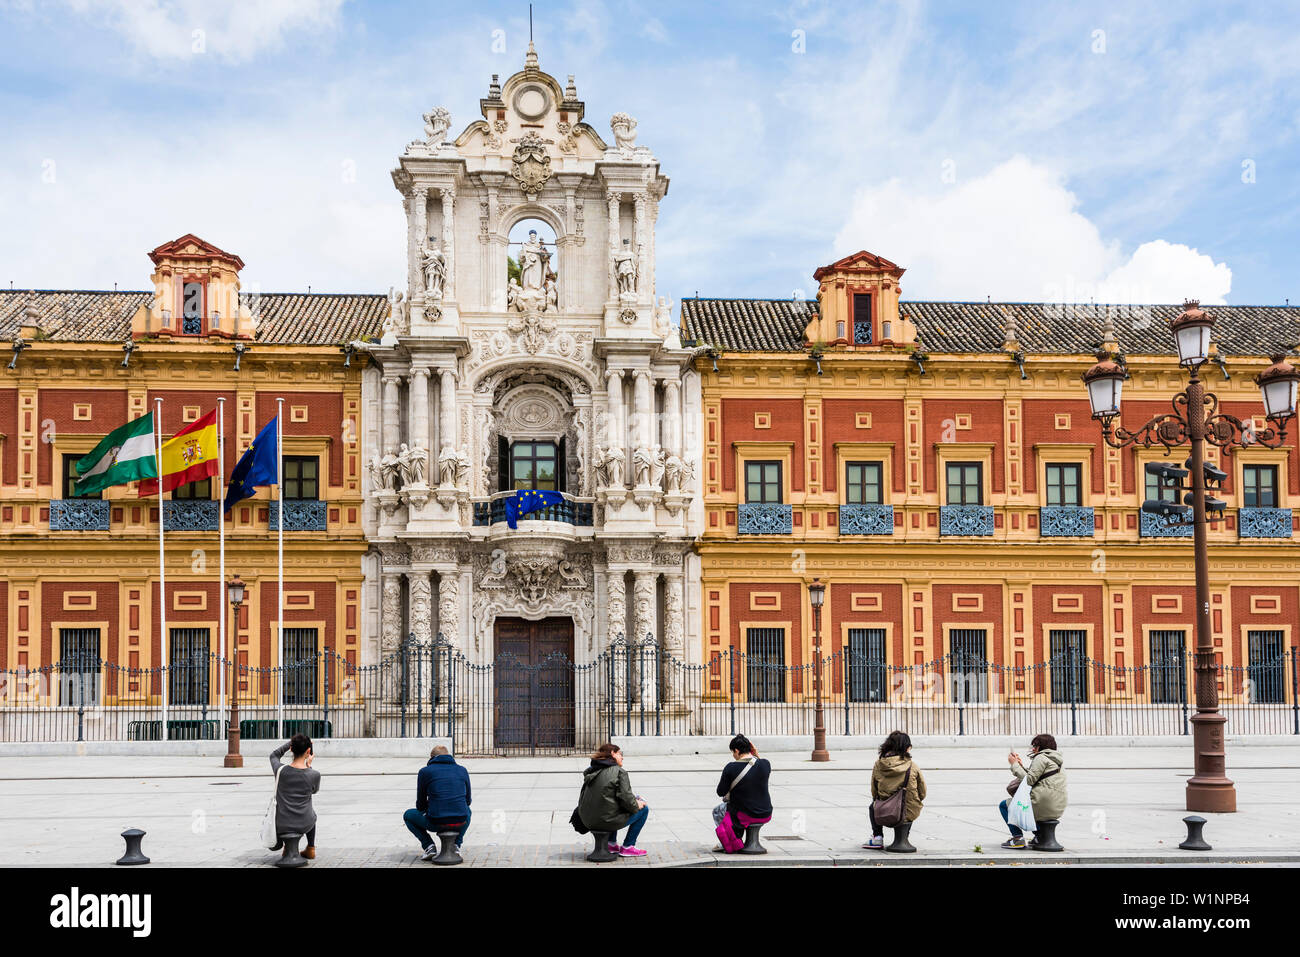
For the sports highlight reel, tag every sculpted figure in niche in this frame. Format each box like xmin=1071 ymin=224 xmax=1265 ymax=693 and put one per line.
xmin=403 ymin=441 xmax=428 ymax=485
xmin=632 ymin=445 xmax=653 ymax=486
xmin=664 ymin=453 xmax=686 ymax=492
xmin=454 ymin=449 xmax=472 ymax=490
xmin=610 ymin=112 xmax=638 ymax=151
xmin=544 ymin=272 xmax=559 ymax=312
xmin=612 ymin=239 xmax=637 ymax=296
xmin=380 ymin=448 xmax=402 ymax=490
xmin=423 ymin=107 xmax=451 ymax=148
xmin=438 ymin=445 xmax=459 ymax=487
xmin=518 ymin=229 xmax=551 ymax=294
xmin=367 ymin=453 xmax=383 ymax=494
xmin=422 ymin=238 xmax=446 ymax=300
xmin=649 ymin=445 xmax=666 ymax=489
xmin=388 ymin=287 xmax=408 ymax=333
xmin=604 ymin=446 xmax=625 ymax=487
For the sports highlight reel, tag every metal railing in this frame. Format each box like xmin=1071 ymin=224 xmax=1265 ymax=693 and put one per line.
xmin=1 ymin=642 xmax=1295 ymax=750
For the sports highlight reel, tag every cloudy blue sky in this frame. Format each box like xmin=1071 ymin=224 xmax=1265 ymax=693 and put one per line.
xmin=2 ymin=0 xmax=1298 ymax=311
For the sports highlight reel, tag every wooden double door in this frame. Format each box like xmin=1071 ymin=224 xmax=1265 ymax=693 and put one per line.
xmin=493 ymin=617 xmax=576 ymax=751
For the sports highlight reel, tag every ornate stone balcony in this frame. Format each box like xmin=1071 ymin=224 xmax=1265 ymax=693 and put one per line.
xmin=49 ymin=499 xmax=110 ymax=531
xmin=163 ymin=500 xmax=219 ymax=531
xmin=472 ymin=493 xmax=594 ymax=527
xmin=738 ymin=503 xmax=793 ymax=535
xmin=1239 ymin=507 xmax=1293 ymax=539
xmin=939 ymin=504 xmax=994 ymax=537
xmin=838 ymin=503 xmax=895 ymax=535
xmin=1139 ymin=510 xmax=1192 ymax=538
xmin=1039 ymin=505 xmax=1095 ymax=538
xmin=267 ymin=500 xmax=328 ymax=531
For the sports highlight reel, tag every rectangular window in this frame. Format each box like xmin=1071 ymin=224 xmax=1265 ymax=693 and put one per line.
xmin=510 ymin=440 xmax=559 ymax=490
xmin=58 ymin=627 xmax=101 ymax=707
xmin=1242 ymin=464 xmax=1278 ymax=508
xmin=852 ymin=293 xmax=872 ymax=344
xmin=1144 ymin=467 xmax=1180 ymax=504
xmin=1149 ymin=630 xmax=1186 ymax=704
xmin=283 ymin=628 xmax=319 ymax=705
xmin=1045 ymin=463 xmax=1082 ymax=507
xmin=1247 ymin=630 xmax=1285 ymax=704
xmin=169 ymin=628 xmax=211 ymax=706
xmin=847 ymin=627 xmax=887 ymax=702
xmin=945 ymin=462 xmax=983 ymax=506
xmin=181 ymin=280 xmax=205 ymax=334
xmin=745 ymin=627 xmax=785 ymax=703
xmin=744 ymin=461 xmax=782 ymax=504
xmin=62 ymin=457 xmax=101 ymax=500
xmin=172 ymin=478 xmax=212 ymax=501
xmin=845 ymin=461 xmax=884 ymax=505
xmin=948 ymin=628 xmax=988 ymax=703
xmin=1049 ymin=629 xmax=1089 ymax=703
xmin=282 ymin=456 xmax=319 ymax=500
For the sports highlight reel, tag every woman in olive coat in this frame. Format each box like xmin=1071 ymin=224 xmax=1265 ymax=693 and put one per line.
xmin=864 ymin=730 xmax=926 ymax=849
xmin=578 ymin=743 xmax=649 ymax=857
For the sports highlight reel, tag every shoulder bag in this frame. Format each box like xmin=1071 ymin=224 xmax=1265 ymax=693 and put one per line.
xmin=260 ymin=763 xmax=286 ymax=849
xmin=872 ymin=762 xmax=912 ymax=828
xmin=712 ymin=756 xmax=758 ymax=826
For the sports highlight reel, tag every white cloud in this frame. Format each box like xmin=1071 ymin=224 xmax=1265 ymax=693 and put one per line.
xmin=58 ymin=0 xmax=345 ymax=63
xmin=833 ymin=155 xmax=1231 ymax=304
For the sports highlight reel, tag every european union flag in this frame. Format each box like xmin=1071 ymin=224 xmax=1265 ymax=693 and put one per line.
xmin=504 ymin=489 xmax=566 ymax=529
xmin=223 ymin=417 xmax=279 ymax=513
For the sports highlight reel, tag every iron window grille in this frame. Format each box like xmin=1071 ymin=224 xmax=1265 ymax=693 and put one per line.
xmin=1049 ymin=629 xmax=1089 ymax=702
xmin=746 ymin=627 xmax=785 ymax=703
xmin=1247 ymin=630 xmax=1285 ymax=704
xmin=169 ymin=628 xmax=211 ymax=706
xmin=848 ymin=628 xmax=888 ymax=702
xmin=1149 ymin=630 xmax=1187 ymax=704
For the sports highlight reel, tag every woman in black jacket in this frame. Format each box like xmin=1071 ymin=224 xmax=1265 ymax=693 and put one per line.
xmin=714 ymin=734 xmax=772 ymax=852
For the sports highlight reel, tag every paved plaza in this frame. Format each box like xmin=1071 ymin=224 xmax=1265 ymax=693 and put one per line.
xmin=2 ymin=742 xmax=1297 ymax=868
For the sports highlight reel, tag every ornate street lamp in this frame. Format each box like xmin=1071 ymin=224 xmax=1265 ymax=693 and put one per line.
xmin=224 ymin=574 xmax=246 ymax=769
xmin=808 ymin=578 xmax=829 ymax=762
xmin=1081 ymin=301 xmax=1299 ymax=812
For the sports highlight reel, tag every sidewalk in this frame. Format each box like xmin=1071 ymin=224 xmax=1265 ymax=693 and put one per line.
xmin=2 ymin=746 xmax=1296 ymax=867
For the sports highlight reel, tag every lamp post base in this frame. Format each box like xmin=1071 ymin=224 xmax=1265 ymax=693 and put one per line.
xmin=1186 ymin=711 xmax=1236 ymax=813
xmin=223 ymin=754 xmax=244 ymax=769
xmin=811 ymin=750 xmax=831 ymax=763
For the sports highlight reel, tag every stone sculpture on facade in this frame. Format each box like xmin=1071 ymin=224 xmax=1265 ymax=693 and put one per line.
xmin=610 ymin=112 xmax=638 ymax=151
xmin=632 ymin=445 xmax=653 ymax=487
xmin=612 ymin=239 xmax=637 ymax=296
xmin=399 ymin=442 xmax=428 ymax=486
xmin=509 ymin=132 xmax=554 ymax=197
xmin=388 ymin=287 xmax=408 ymax=334
xmin=423 ymin=107 xmax=451 ymax=148
xmin=379 ymin=448 xmax=402 ymax=491
xmin=422 ymin=238 xmax=447 ymax=301
xmin=438 ymin=445 xmax=459 ymax=487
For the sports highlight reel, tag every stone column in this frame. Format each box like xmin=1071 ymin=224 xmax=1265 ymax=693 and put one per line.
xmin=412 ymin=187 xmax=429 ymax=296
xmin=440 ymin=187 xmax=456 ymax=302
xmin=410 ymin=366 xmax=430 ymax=475
xmin=606 ymin=190 xmax=621 ymax=300
xmin=632 ymin=570 xmax=658 ymax=704
xmin=607 ymin=568 xmax=628 ymax=710
xmin=439 ymin=369 xmax=457 ymax=453
xmin=633 ymin=370 xmax=652 ymax=483
xmin=605 ymin=368 xmax=625 ymax=486
xmin=381 ymin=572 xmax=403 ymax=702
xmin=663 ymin=377 xmax=682 ymax=457
xmin=437 ymin=569 xmax=461 ymax=647
xmin=381 ymin=374 xmax=401 ymax=459
xmin=662 ymin=569 xmax=686 ymax=706
xmin=633 ymin=191 xmax=647 ymax=300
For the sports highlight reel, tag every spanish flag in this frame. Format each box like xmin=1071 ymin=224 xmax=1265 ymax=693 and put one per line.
xmin=138 ymin=409 xmax=219 ymax=497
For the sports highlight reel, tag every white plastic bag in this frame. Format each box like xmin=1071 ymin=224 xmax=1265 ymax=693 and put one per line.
xmin=260 ymin=764 xmax=284 ymax=849
xmin=1007 ymin=776 xmax=1036 ymax=834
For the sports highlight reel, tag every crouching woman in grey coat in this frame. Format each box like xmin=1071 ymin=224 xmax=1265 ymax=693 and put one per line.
xmin=999 ymin=733 xmax=1067 ymax=849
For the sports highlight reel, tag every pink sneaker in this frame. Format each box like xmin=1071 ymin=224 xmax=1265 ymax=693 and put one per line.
xmin=619 ymin=846 xmax=647 ymax=857
xmin=606 ymin=843 xmax=622 ymax=854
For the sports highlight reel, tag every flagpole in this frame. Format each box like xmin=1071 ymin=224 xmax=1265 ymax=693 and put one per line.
xmin=155 ymin=397 xmax=167 ymax=742
xmin=217 ymin=397 xmax=226 ymax=734
xmin=277 ymin=397 xmax=284 ymax=741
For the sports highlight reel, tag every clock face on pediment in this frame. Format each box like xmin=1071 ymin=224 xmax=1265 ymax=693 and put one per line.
xmin=513 ymin=84 xmax=550 ymax=121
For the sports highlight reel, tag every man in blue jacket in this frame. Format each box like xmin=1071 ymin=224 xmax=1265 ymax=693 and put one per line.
xmin=402 ymin=745 xmax=472 ymax=860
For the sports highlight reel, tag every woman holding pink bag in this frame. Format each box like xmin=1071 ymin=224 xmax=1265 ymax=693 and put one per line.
xmin=713 ymin=734 xmax=772 ymax=853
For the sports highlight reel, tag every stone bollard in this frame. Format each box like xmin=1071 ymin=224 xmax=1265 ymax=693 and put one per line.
xmin=432 ymin=829 xmax=464 ymax=866
xmin=586 ymin=831 xmax=618 ymax=863
xmin=740 ymin=823 xmax=767 ymax=855
xmin=116 ymin=828 xmax=150 ymax=865
xmin=1179 ymin=815 xmax=1211 ymax=851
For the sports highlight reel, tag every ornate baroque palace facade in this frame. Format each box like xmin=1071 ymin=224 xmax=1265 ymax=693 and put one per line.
xmin=0 ymin=236 xmax=381 ymax=733
xmin=357 ymin=43 xmax=702 ymax=716
xmin=683 ymin=251 xmax=1300 ymax=722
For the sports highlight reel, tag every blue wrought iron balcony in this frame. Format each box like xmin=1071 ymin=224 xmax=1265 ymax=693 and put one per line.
xmin=738 ymin=503 xmax=793 ymax=535
xmin=268 ymin=500 xmax=328 ymax=531
xmin=163 ymin=500 xmax=219 ymax=531
xmin=49 ymin=499 xmax=110 ymax=531
xmin=472 ymin=493 xmax=594 ymax=527
xmin=939 ymin=504 xmax=994 ymax=536
xmin=1239 ymin=507 xmax=1293 ymax=539
xmin=1139 ymin=510 xmax=1192 ymax=538
xmin=1039 ymin=505 xmax=1095 ymax=538
xmin=838 ymin=503 xmax=895 ymax=535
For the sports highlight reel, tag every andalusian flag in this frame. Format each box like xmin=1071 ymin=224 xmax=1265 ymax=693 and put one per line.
xmin=138 ymin=409 xmax=219 ymax=497
xmin=74 ymin=413 xmax=158 ymax=496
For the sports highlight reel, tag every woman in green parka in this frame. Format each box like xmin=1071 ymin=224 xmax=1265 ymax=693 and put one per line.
xmin=1000 ymin=733 xmax=1068 ymax=849
xmin=578 ymin=743 xmax=650 ymax=858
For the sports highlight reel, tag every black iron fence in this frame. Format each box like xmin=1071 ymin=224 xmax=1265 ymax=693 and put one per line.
xmin=1 ymin=639 xmax=1296 ymax=751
